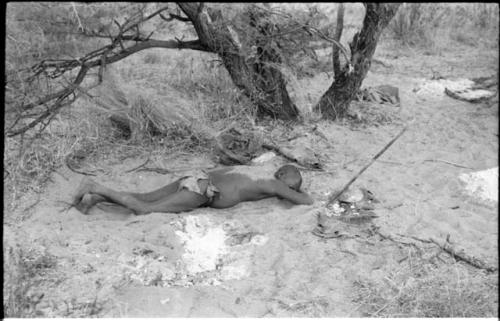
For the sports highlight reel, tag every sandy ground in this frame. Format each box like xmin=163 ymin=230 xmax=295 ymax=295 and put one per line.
xmin=4 ymin=44 xmax=498 ymax=317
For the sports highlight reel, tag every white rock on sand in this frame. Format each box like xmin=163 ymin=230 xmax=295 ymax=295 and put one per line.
xmin=459 ymin=167 xmax=498 ymax=203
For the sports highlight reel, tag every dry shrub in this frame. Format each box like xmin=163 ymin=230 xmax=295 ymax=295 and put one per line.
xmin=353 ymin=257 xmax=498 ymax=317
xmin=2 ymin=105 xmax=117 ymax=218
xmin=3 ymin=236 xmax=58 ymax=317
xmin=387 ymin=3 xmax=499 ymax=51
xmin=86 ymin=62 xmax=220 ymax=149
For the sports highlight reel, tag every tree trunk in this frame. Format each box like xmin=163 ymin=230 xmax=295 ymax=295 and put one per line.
xmin=178 ymin=3 xmax=299 ymax=120
xmin=315 ymin=3 xmax=401 ymax=120
xmin=220 ymin=52 xmax=299 ymax=120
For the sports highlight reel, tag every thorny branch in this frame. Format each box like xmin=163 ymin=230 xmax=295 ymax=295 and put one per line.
xmin=6 ymin=5 xmax=211 ymax=138
xmin=250 ymin=4 xmax=352 ymax=72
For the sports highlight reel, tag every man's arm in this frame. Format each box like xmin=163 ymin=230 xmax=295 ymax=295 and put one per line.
xmin=270 ymin=180 xmax=314 ymax=205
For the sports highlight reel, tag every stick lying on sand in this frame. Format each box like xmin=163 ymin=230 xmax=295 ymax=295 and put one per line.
xmin=429 ymin=237 xmax=497 ymax=273
xmin=325 ymin=125 xmax=409 ymax=207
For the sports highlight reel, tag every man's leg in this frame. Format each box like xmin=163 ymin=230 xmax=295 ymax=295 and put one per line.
xmin=128 ymin=179 xmax=183 ymax=202
xmin=73 ymin=177 xmax=182 ymax=208
xmin=73 ymin=192 xmax=133 ymax=215
xmin=74 ymin=178 xmax=208 ymax=214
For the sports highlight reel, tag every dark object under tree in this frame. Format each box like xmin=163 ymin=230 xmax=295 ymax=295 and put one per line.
xmin=315 ymin=3 xmax=401 ymax=120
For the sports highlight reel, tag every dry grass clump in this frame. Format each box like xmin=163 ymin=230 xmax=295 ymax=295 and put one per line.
xmin=353 ymin=256 xmax=498 ymax=317
xmin=3 ymin=237 xmax=104 ymax=317
xmin=2 ymin=100 xmax=146 ymax=224
xmin=386 ymin=3 xmax=499 ymax=52
xmin=3 ymin=239 xmax=58 ymax=317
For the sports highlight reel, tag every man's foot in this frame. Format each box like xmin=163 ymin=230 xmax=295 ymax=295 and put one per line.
xmin=74 ymin=193 xmax=93 ymax=214
xmin=74 ymin=193 xmax=107 ymax=214
xmin=72 ymin=177 xmax=96 ymax=206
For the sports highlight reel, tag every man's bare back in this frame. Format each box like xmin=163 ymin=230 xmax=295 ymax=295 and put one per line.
xmin=73 ymin=164 xmax=313 ymax=215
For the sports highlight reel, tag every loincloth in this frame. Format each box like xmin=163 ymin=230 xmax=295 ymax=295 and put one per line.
xmin=177 ymin=170 xmax=219 ymax=202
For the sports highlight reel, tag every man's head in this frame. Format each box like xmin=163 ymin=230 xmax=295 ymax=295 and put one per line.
xmin=274 ymin=164 xmax=302 ymax=191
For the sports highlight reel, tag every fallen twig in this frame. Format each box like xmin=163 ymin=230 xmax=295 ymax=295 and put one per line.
xmin=57 ymin=200 xmax=76 ymax=213
xmin=377 ymin=160 xmax=405 ymax=166
xmin=383 ymin=202 xmax=403 ymax=210
xmin=423 ymin=159 xmax=474 ymax=169
xmin=125 ymin=220 xmax=143 ymax=226
xmin=136 ymin=167 xmax=171 ymax=175
xmin=125 ymin=157 xmax=150 ymax=173
xmin=378 ymin=230 xmax=497 ymax=273
xmin=286 ymin=133 xmax=306 ymax=142
xmin=24 ymin=194 xmax=41 ymax=212
xmin=429 ymin=237 xmax=497 ymax=272
xmin=374 ymin=230 xmax=422 ymax=251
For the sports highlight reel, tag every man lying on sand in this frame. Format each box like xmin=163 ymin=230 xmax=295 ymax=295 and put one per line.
xmin=73 ymin=164 xmax=314 ymax=215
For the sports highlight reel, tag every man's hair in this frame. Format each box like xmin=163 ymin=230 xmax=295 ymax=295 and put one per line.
xmin=274 ymin=164 xmax=302 ymax=191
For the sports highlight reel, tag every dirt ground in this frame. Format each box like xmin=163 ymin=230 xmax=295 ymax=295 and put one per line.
xmin=4 ymin=43 xmax=498 ymax=317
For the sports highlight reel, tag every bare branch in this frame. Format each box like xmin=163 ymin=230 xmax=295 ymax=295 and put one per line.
xmin=71 ymin=2 xmax=84 ymax=31
xmin=159 ymin=12 xmax=191 ymax=22
xmin=7 ymin=36 xmax=209 ymax=137
xmin=250 ymin=4 xmax=352 ymax=70
xmin=7 ymin=65 xmax=90 ymax=137
xmin=333 ymin=3 xmax=345 ymax=76
xmin=6 ymin=4 xmax=206 ymax=137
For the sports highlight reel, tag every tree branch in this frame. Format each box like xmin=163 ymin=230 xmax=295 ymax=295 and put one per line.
xmin=332 ymin=3 xmax=345 ymax=76
xmin=6 ymin=3 xmax=212 ymax=137
xmin=7 ymin=65 xmax=89 ymax=137
xmin=249 ymin=4 xmax=352 ymax=72
xmin=429 ymin=237 xmax=497 ymax=272
xmin=13 ymin=39 xmax=207 ymax=112
xmin=84 ymin=39 xmax=210 ymax=68
xmin=159 ymin=12 xmax=191 ymax=22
